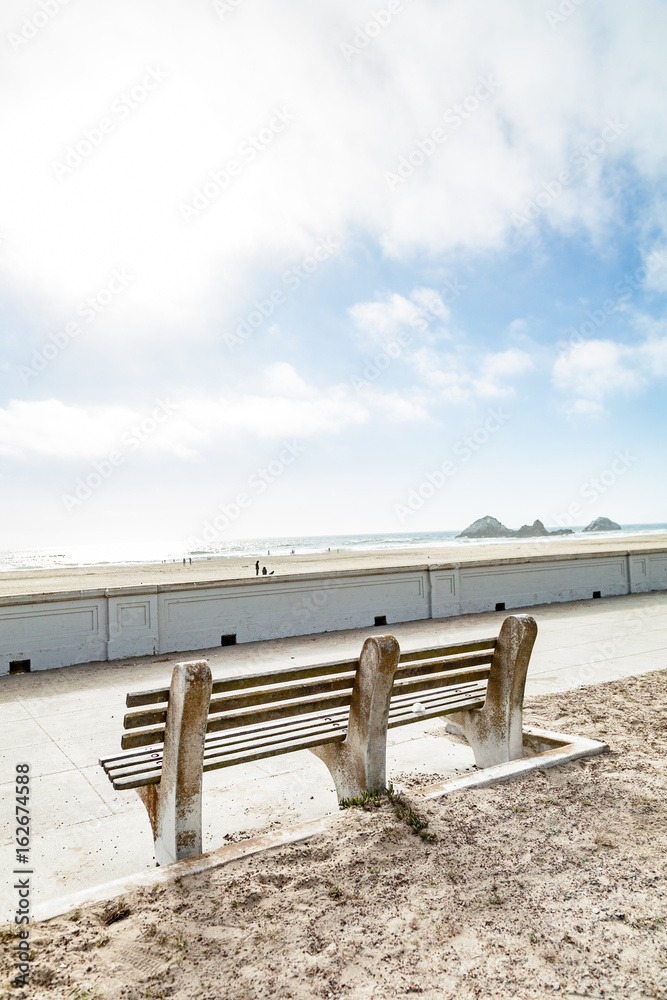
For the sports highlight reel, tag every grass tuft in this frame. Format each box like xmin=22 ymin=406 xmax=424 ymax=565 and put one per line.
xmin=340 ymin=784 xmax=436 ymax=841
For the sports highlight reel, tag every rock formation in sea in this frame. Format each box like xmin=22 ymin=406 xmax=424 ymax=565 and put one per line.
xmin=514 ymin=519 xmax=550 ymax=538
xmin=457 ymin=517 xmax=577 ymax=538
xmin=582 ymin=516 xmax=622 ymax=532
xmin=456 ymin=515 xmax=515 ymax=538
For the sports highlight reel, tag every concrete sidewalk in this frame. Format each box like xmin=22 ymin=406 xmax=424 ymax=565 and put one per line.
xmin=1 ymin=591 xmax=665 ymax=921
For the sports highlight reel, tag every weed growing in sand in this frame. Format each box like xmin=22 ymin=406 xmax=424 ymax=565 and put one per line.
xmin=68 ymin=909 xmax=81 ymax=921
xmin=0 ymin=924 xmax=21 ymax=941
xmin=387 ymin=785 xmax=437 ymax=841
xmin=68 ymin=988 xmax=105 ymax=999
xmin=339 ymin=785 xmax=437 ymax=841
xmin=488 ymin=884 xmax=505 ymax=906
xmin=328 ymin=885 xmax=343 ymax=899
xmin=338 ymin=788 xmax=384 ymax=809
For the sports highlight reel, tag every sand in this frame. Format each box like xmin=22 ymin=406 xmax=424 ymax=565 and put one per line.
xmin=1 ymin=533 xmax=666 ymax=597
xmin=4 ymin=668 xmax=666 ymax=1000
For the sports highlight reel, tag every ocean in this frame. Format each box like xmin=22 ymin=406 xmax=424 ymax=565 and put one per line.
xmin=1 ymin=524 xmax=666 ymax=573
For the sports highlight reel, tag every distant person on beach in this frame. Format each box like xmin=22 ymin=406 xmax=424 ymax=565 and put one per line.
xmin=255 ymin=560 xmax=260 ymax=576
xmin=262 ymin=566 xmax=267 ymax=575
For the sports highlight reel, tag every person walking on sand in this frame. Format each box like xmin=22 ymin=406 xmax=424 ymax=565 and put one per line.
xmin=262 ymin=566 xmax=267 ymax=575
xmin=255 ymin=560 xmax=260 ymax=576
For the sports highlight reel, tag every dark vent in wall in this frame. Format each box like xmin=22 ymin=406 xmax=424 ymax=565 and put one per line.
xmin=374 ymin=615 xmax=387 ymax=627
xmin=495 ymin=603 xmax=506 ymax=612
xmin=593 ymin=591 xmax=601 ymax=599
xmin=10 ymin=659 xmax=31 ymax=674
xmin=221 ymin=634 xmax=237 ymax=646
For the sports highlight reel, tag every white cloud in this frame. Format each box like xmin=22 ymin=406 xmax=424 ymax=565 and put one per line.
xmin=2 ymin=0 xmax=667 ymax=339
xmin=406 ymin=344 xmax=533 ymax=402
xmin=349 ymin=291 xmax=434 ymax=347
xmin=640 ymin=333 xmax=667 ymax=375
xmin=261 ymin=362 xmax=312 ymax=396
xmin=410 ymin=287 xmax=451 ymax=322
xmin=641 ymin=244 xmax=667 ymax=294
xmin=552 ymin=331 xmax=667 ymax=414
xmin=476 ymin=348 xmax=534 ymax=387
xmin=565 ymin=398 xmax=605 ymax=419
xmin=553 ymin=340 xmax=641 ymax=402
xmin=2 ymin=366 xmax=455 ymax=461
xmin=471 ymin=349 xmax=534 ymax=399
xmin=361 ymin=389 xmax=430 ymax=423
xmin=0 ymin=399 xmax=138 ymax=461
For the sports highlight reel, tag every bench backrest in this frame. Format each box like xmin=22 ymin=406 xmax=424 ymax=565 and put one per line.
xmin=120 ymin=634 xmax=498 ymax=750
xmin=388 ymin=635 xmax=496 ymax=727
xmin=122 ymin=657 xmax=359 ymax=750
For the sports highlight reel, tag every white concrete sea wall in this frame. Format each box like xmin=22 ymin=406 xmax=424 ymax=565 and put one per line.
xmin=159 ymin=570 xmax=429 ymax=652
xmin=0 ymin=548 xmax=665 ymax=674
xmin=455 ymin=554 xmax=630 ymax=613
xmin=0 ymin=594 xmax=109 ymax=673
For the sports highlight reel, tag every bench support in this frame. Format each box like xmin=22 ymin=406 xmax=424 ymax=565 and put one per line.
xmin=446 ymin=614 xmax=537 ymax=768
xmin=310 ymin=635 xmax=400 ymax=801
xmin=136 ymin=660 xmax=212 ymax=866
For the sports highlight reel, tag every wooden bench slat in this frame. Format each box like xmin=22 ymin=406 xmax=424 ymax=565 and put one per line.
xmin=105 ymin=711 xmax=349 ymax=779
xmin=113 ymin=728 xmax=348 ymax=790
xmin=392 ymin=664 xmax=490 ymax=697
xmin=123 ymin=638 xmax=496 ymax=711
xmin=122 ymin=652 xmax=493 ymax=732
xmin=125 ymin=657 xmax=360 ymax=707
xmin=398 ymin=636 xmax=496 ymax=663
xmin=101 ymin=705 xmax=352 ymax=768
xmin=120 ymin=688 xmax=355 ymax=750
xmin=123 ymin=670 xmax=357 ymax=731
xmin=394 ymin=651 xmax=493 ymax=680
xmin=388 ymin=689 xmax=486 ymax=728
xmin=390 ymin=678 xmax=485 ymax=712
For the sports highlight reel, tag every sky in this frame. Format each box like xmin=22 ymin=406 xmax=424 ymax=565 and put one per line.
xmin=1 ymin=0 xmax=666 ymax=555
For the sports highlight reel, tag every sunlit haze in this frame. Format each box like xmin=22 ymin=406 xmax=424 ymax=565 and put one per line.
xmin=1 ymin=0 xmax=666 ymax=554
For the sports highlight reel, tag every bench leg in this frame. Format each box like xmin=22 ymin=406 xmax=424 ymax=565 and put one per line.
xmin=135 ymin=660 xmax=212 ymax=866
xmin=311 ymin=635 xmax=400 ymax=801
xmin=446 ymin=615 xmax=537 ymax=768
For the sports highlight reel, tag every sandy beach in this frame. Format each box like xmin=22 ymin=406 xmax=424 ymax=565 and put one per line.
xmin=1 ymin=533 xmax=666 ymax=598
xmin=4 ymin=667 xmax=665 ymax=999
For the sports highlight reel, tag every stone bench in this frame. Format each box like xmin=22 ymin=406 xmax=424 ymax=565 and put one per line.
xmin=100 ymin=614 xmax=537 ymax=864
